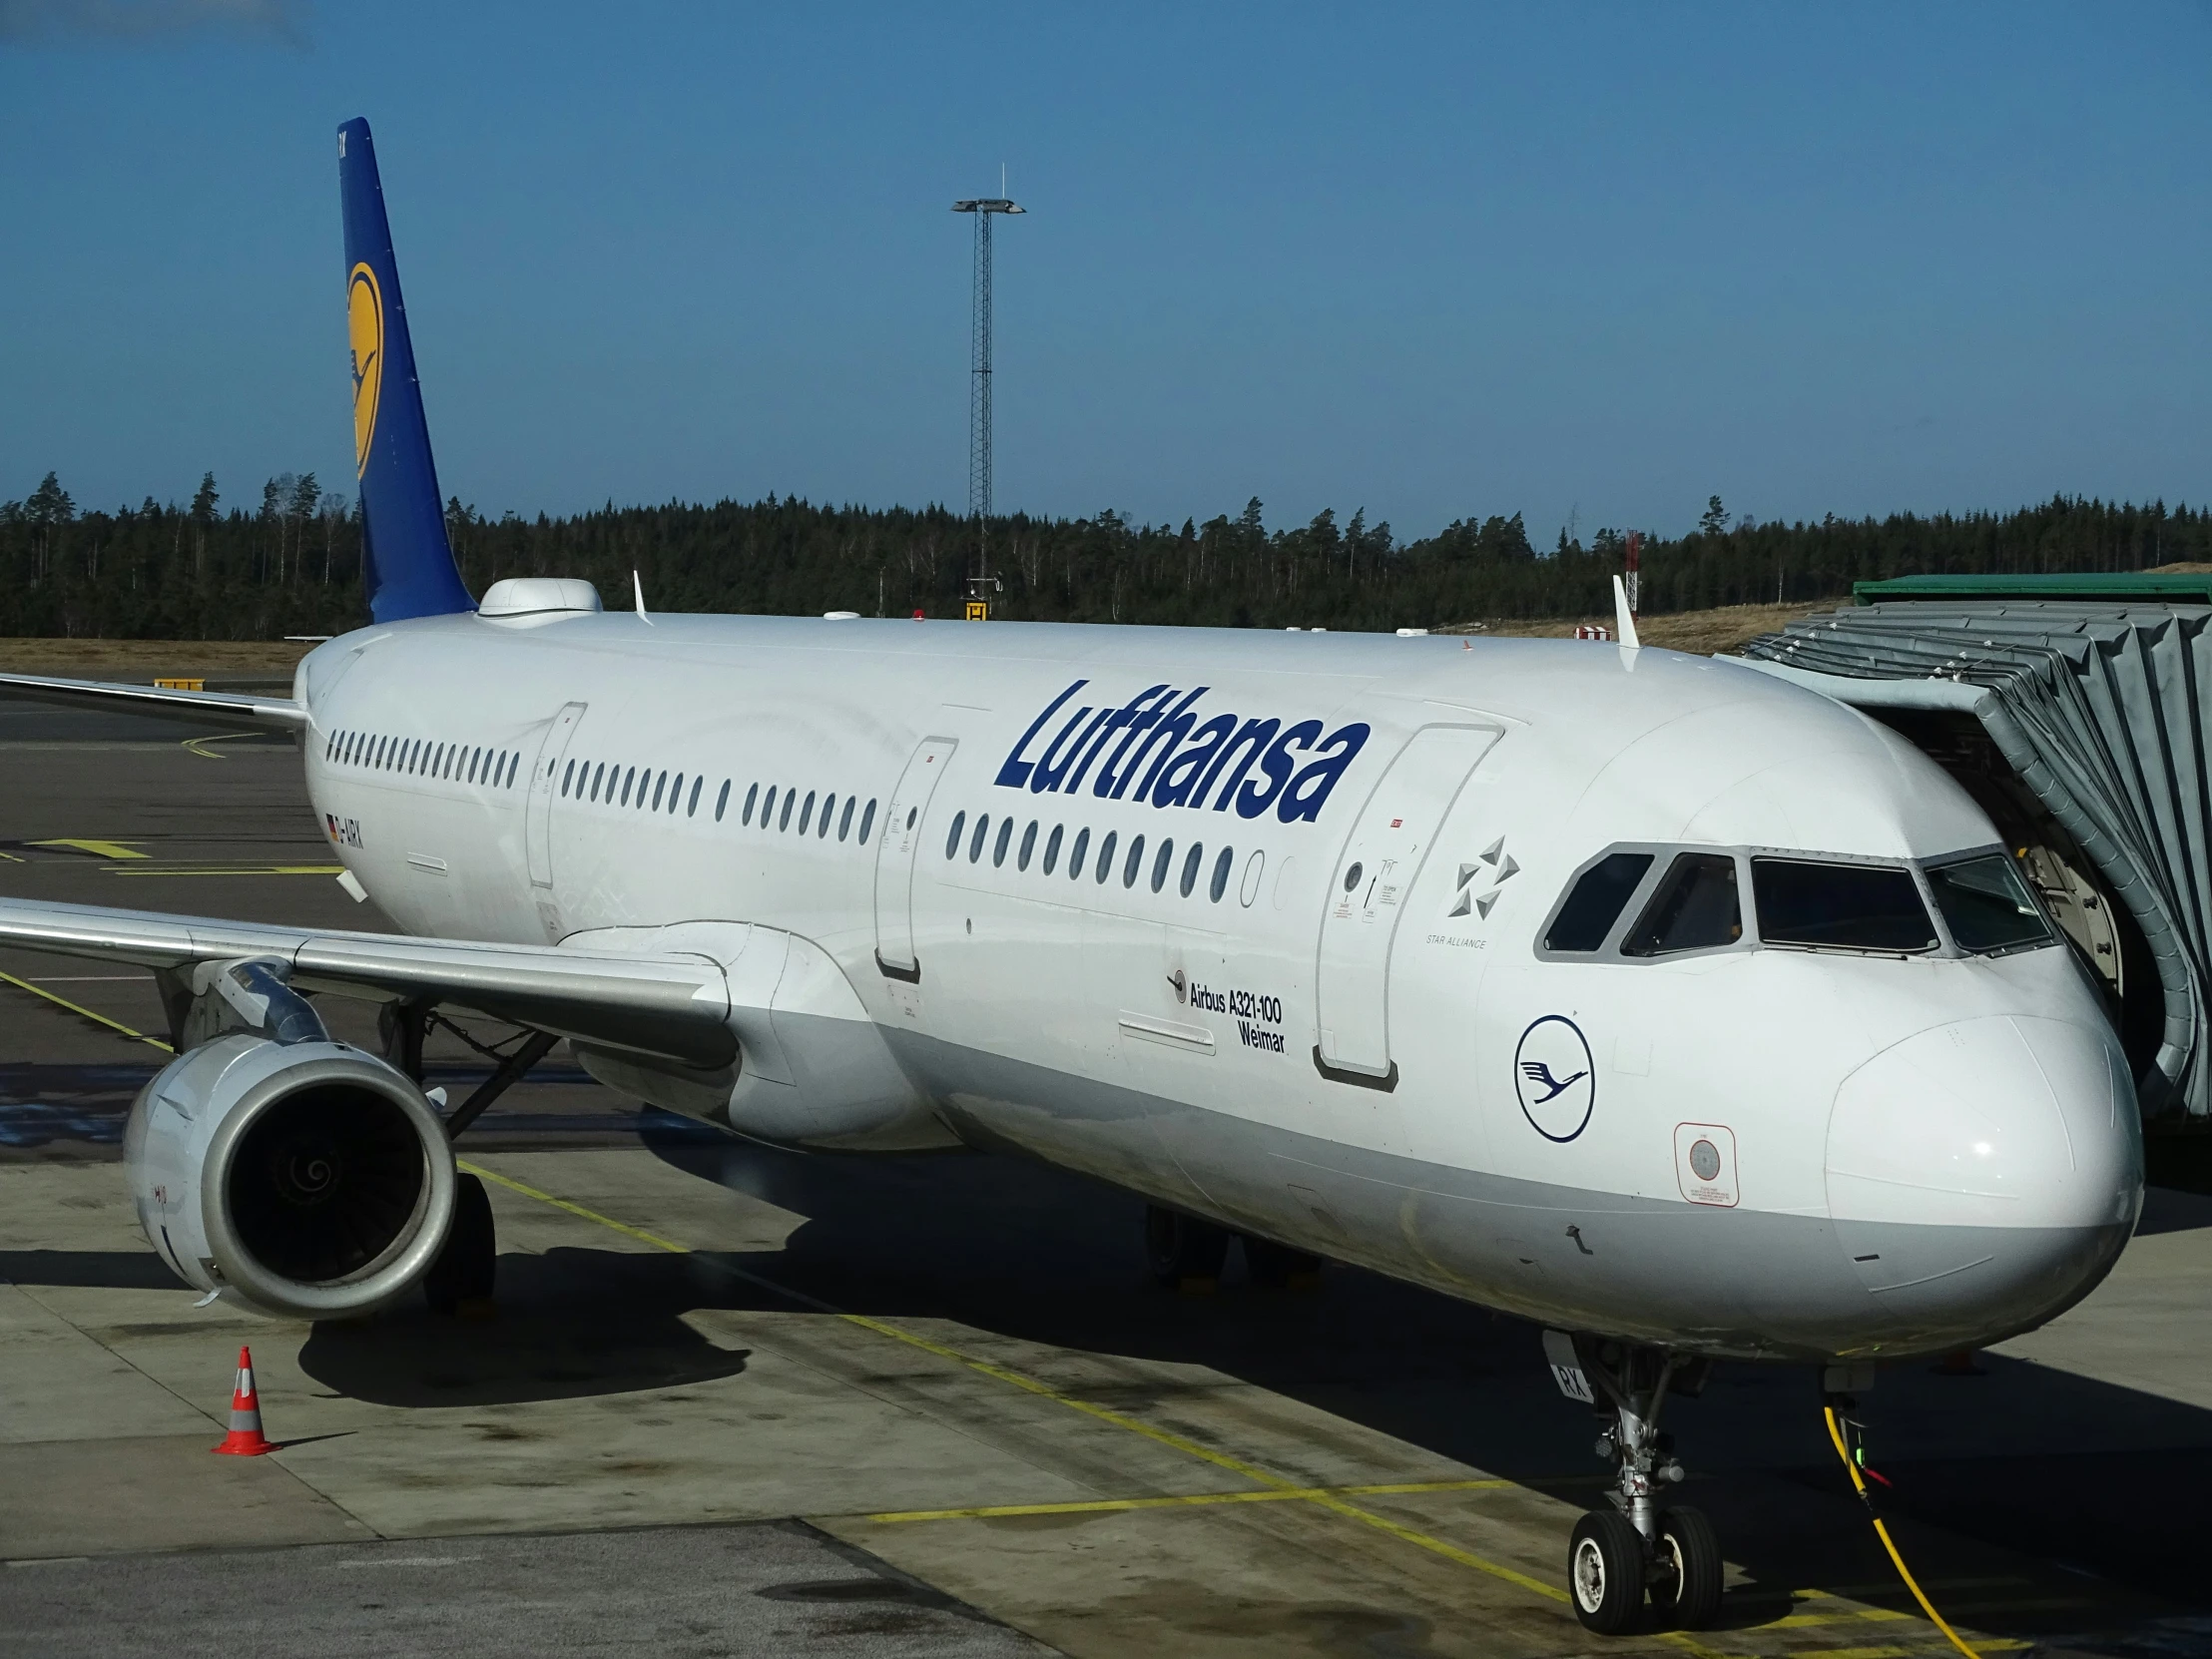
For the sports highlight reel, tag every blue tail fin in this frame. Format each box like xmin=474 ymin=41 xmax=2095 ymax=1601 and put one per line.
xmin=338 ymin=117 xmax=475 ymax=623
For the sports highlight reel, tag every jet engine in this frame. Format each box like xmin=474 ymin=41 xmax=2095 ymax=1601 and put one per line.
xmin=126 ymin=957 xmax=455 ymax=1319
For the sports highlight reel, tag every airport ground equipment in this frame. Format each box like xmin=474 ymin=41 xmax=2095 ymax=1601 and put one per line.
xmin=1734 ymin=592 xmax=2212 ymax=1139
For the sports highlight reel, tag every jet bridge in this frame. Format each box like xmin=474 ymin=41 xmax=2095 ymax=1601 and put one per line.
xmin=1728 ymin=574 xmax=2212 ymax=1153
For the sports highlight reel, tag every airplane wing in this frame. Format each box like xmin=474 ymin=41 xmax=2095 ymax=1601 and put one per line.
xmin=0 ymin=671 xmax=310 ymax=731
xmin=0 ymin=897 xmax=733 ymax=1067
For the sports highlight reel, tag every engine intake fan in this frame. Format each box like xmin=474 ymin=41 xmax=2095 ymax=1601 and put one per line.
xmin=127 ymin=958 xmax=455 ymax=1320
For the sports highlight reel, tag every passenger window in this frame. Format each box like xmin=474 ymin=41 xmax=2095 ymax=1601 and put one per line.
xmin=794 ymin=789 xmax=811 ymax=832
xmin=1753 ymin=859 xmax=1936 ymax=953
xmin=858 ymin=799 xmax=876 ymax=844
xmin=743 ymin=783 xmax=758 ymax=825
xmin=1546 ymin=852 xmax=1655 ymax=951
xmin=1043 ymin=825 xmax=1063 ymax=874
xmin=1622 ymin=853 xmax=1741 ymax=957
xmin=838 ymin=797 xmax=854 ymax=840
xmin=1926 ymin=853 xmax=2052 ymax=954
xmin=618 ymin=767 xmax=632 ymax=806
xmin=688 ymin=776 xmax=701 ymax=817
xmin=1018 ymin=821 xmax=1037 ymax=870
xmin=1069 ymin=827 xmax=1091 ymax=879
xmin=664 ymin=772 xmax=678 ymax=812
xmin=561 ymin=759 xmax=575 ymax=797
xmin=1151 ymin=837 xmax=1173 ymax=893
xmin=1180 ymin=841 xmax=1203 ymax=897
xmin=1210 ymin=846 xmax=1233 ymax=902
xmin=946 ymin=811 xmax=967 ymax=859
xmin=968 ymin=814 xmax=989 ymax=862
xmin=716 ymin=780 xmax=731 ymax=822
xmin=588 ymin=762 xmax=603 ymax=800
xmin=818 ymin=793 xmax=833 ymax=837
xmin=1097 ymin=830 xmax=1119 ymax=884
xmin=992 ymin=818 xmax=1012 ymax=866
xmin=779 ymin=789 xmax=796 ymax=831
xmin=762 ymin=785 xmax=777 ymax=825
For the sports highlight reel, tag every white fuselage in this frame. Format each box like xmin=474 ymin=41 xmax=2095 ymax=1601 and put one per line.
xmin=296 ymin=608 xmax=2143 ymax=1362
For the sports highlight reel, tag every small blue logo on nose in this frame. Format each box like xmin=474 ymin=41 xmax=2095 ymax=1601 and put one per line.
xmin=1515 ymin=1015 xmax=1595 ymax=1141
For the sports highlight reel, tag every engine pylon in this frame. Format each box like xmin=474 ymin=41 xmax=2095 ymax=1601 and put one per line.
xmin=212 ymin=1345 xmax=276 ymax=1456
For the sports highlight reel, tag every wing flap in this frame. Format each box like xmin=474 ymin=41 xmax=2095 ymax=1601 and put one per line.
xmin=0 ymin=898 xmax=733 ymax=1066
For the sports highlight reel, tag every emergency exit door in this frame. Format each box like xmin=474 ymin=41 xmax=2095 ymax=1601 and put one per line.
xmin=1314 ymin=725 xmax=1500 ymax=1085
xmin=873 ymin=736 xmax=958 ymax=980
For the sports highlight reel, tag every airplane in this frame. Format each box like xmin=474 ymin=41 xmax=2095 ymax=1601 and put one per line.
xmin=0 ymin=118 xmax=2143 ymax=1636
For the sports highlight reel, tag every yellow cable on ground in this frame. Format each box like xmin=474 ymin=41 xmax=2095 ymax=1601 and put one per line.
xmin=1824 ymin=1405 xmax=1979 ymax=1659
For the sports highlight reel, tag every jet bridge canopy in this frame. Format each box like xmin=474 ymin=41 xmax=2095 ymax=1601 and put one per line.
xmin=1731 ymin=594 xmax=2212 ymax=1123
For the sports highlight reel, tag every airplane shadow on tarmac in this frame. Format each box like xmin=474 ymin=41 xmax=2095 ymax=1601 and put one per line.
xmin=600 ymin=1113 xmax=2212 ymax=1632
xmin=15 ymin=1108 xmax=2209 ymax=1636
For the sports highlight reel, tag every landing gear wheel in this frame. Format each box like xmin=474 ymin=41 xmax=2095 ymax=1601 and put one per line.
xmin=1145 ymin=1204 xmax=1230 ymax=1292
xmin=1242 ymin=1235 xmax=1324 ymax=1291
xmin=424 ymin=1173 xmax=496 ymax=1317
xmin=1568 ymin=1510 xmax=1646 ymax=1635
xmin=1652 ymin=1505 xmax=1722 ymax=1630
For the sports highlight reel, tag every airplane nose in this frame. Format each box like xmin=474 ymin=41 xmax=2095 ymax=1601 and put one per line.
xmin=1825 ymin=1014 xmax=2142 ymax=1351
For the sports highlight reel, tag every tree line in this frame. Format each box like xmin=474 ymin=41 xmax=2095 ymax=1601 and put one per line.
xmin=5 ymin=470 xmax=2209 ymax=640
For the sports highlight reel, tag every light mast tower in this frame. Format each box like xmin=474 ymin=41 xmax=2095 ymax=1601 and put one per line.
xmin=952 ymin=186 xmax=1023 ymax=618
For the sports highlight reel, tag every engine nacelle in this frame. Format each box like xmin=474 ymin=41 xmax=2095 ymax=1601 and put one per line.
xmin=126 ymin=961 xmax=455 ymax=1319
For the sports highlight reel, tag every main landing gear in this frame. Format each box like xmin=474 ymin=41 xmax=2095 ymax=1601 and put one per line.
xmin=1543 ymin=1331 xmax=1721 ymax=1635
xmin=1144 ymin=1204 xmax=1325 ymax=1293
xmin=381 ymin=1003 xmax=556 ymax=1319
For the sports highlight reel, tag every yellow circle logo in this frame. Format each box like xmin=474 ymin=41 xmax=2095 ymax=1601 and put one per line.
xmin=347 ymin=263 xmax=383 ymax=477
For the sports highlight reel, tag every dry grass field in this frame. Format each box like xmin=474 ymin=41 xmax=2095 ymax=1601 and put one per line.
xmin=0 ymin=602 xmax=1837 ymax=682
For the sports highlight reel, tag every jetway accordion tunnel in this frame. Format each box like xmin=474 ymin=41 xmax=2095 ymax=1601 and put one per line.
xmin=1731 ymin=575 xmax=2212 ymax=1190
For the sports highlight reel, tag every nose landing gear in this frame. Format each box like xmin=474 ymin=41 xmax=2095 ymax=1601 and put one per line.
xmin=1544 ymin=1331 xmax=1721 ymax=1634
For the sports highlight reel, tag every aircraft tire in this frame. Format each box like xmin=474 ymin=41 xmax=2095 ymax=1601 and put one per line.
xmin=424 ymin=1173 xmax=496 ymax=1316
xmin=1145 ymin=1205 xmax=1230 ymax=1291
xmin=1653 ymin=1505 xmax=1723 ymax=1629
xmin=1568 ymin=1510 xmax=1646 ymax=1635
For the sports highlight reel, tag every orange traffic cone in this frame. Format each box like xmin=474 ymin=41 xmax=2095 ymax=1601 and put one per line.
xmin=212 ymin=1345 xmax=276 ymax=1455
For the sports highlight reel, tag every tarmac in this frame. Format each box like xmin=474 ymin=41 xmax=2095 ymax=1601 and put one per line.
xmin=2 ymin=703 xmax=2210 ymax=1658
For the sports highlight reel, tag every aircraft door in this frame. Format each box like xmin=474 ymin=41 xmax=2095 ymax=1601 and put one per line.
xmin=873 ymin=736 xmax=958 ymax=980
xmin=1314 ymin=725 xmax=1500 ymax=1085
xmin=525 ymin=702 xmax=587 ymax=888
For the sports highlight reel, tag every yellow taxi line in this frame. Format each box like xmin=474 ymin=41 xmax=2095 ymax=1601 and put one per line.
xmin=0 ymin=970 xmax=173 ymax=1052
xmin=868 ymin=1476 xmax=1516 ymax=1525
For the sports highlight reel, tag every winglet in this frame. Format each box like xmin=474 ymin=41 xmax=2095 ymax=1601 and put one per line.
xmin=633 ymin=569 xmax=653 ymax=626
xmin=1612 ymin=575 xmax=1641 ymax=650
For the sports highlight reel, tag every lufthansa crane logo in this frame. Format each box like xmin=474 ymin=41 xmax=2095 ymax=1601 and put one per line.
xmin=1514 ymin=1014 xmax=1595 ymax=1142
xmin=347 ymin=262 xmax=383 ymax=478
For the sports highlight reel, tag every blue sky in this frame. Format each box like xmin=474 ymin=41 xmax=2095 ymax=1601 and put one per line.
xmin=4 ymin=2 xmax=2208 ymax=541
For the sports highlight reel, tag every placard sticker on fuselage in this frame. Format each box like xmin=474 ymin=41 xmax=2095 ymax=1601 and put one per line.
xmin=1674 ymin=1122 xmax=1739 ymax=1207
xmin=1514 ymin=1015 xmax=1595 ymax=1142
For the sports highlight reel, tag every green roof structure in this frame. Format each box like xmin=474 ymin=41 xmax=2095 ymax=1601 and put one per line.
xmin=1853 ymin=572 xmax=2212 ymax=606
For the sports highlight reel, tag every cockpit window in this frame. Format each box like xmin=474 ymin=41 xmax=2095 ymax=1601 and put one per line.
xmin=1752 ymin=859 xmax=1936 ymax=953
xmin=1621 ymin=853 xmax=1741 ymax=957
xmin=1545 ymin=852 xmax=1654 ymax=951
xmin=1927 ymin=853 xmax=2052 ymax=954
